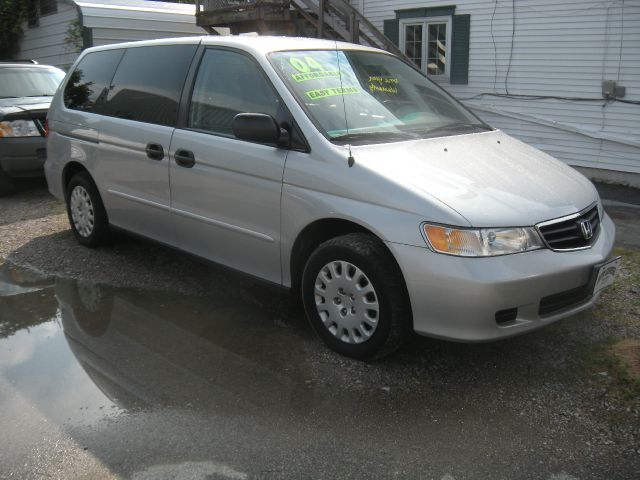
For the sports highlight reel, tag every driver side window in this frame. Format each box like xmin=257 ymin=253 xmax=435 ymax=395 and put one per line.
xmin=188 ymin=49 xmax=281 ymax=136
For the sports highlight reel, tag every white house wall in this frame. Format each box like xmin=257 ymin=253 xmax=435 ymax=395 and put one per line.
xmin=15 ymin=1 xmax=80 ymax=70
xmin=358 ymin=0 xmax=640 ymax=175
xmin=16 ymin=0 xmax=207 ymax=70
xmin=79 ymin=1 xmax=206 ymax=48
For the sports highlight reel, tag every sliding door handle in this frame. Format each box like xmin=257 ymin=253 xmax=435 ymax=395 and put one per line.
xmin=175 ymin=149 xmax=195 ymax=168
xmin=145 ymin=143 xmax=164 ymax=160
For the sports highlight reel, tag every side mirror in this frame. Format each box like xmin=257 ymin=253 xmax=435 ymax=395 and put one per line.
xmin=232 ymin=113 xmax=288 ymax=146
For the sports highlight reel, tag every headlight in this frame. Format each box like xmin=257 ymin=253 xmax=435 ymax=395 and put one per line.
xmin=422 ymin=224 xmax=544 ymax=257
xmin=0 ymin=120 xmax=41 ymax=138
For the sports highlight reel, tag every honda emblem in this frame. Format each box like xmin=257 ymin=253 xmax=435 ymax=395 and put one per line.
xmin=578 ymin=219 xmax=593 ymax=240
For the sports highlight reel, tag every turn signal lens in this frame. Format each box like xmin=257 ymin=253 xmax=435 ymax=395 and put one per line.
xmin=422 ymin=224 xmax=544 ymax=257
xmin=424 ymin=225 xmax=448 ymax=251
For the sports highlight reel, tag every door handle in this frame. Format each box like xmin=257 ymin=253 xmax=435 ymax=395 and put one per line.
xmin=145 ymin=143 xmax=164 ymax=161
xmin=175 ymin=149 xmax=195 ymax=168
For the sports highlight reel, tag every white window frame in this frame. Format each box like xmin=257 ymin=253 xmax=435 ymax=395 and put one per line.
xmin=399 ymin=16 xmax=452 ymax=79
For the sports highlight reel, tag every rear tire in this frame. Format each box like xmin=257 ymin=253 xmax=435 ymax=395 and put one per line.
xmin=301 ymin=233 xmax=412 ymax=360
xmin=0 ymin=169 xmax=13 ymax=197
xmin=65 ymin=171 xmax=112 ymax=247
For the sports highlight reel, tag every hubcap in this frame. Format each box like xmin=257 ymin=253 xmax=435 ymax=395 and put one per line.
xmin=314 ymin=260 xmax=380 ymax=344
xmin=70 ymin=185 xmax=95 ymax=238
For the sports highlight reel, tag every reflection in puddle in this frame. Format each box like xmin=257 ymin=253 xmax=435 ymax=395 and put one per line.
xmin=0 ymin=264 xmax=320 ymax=421
xmin=0 ymin=264 xmax=53 ymax=297
xmin=0 ymin=265 xmax=57 ymax=338
xmin=55 ymin=278 xmax=316 ymax=413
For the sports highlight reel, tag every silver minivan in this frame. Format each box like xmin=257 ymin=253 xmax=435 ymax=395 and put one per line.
xmin=45 ymin=36 xmax=619 ymax=359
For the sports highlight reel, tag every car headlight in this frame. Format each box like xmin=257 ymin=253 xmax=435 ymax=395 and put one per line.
xmin=422 ymin=223 xmax=544 ymax=257
xmin=0 ymin=120 xmax=41 ymax=138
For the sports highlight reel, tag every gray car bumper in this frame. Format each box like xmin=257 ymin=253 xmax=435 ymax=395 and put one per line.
xmin=0 ymin=137 xmax=47 ymax=178
xmin=388 ymin=212 xmax=616 ymax=342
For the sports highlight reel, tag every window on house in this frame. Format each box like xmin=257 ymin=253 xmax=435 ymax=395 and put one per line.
xmin=400 ymin=17 xmax=451 ymax=78
xmin=403 ymin=23 xmax=423 ymax=70
xmin=426 ymin=21 xmax=448 ymax=75
xmin=27 ymin=0 xmax=58 ymax=28
xmin=40 ymin=0 xmax=58 ymax=16
xmin=27 ymin=0 xmax=39 ymax=27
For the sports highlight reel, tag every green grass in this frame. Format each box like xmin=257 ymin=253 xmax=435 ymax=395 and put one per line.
xmin=582 ymin=247 xmax=640 ymax=400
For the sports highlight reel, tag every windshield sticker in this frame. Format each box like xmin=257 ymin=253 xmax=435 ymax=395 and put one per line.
xmin=305 ymin=86 xmax=360 ymax=100
xmin=292 ymin=70 xmax=340 ymax=82
xmin=288 ymin=56 xmax=341 ymax=82
xmin=368 ymin=76 xmax=399 ymax=94
xmin=289 ymin=56 xmax=326 ymax=72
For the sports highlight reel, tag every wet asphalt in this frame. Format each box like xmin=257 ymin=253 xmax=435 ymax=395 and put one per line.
xmin=0 ymin=183 xmax=639 ymax=479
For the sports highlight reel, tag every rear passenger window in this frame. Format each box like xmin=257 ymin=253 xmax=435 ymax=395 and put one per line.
xmin=101 ymin=44 xmax=197 ymax=127
xmin=64 ymin=49 xmax=123 ymax=112
xmin=189 ymin=49 xmax=281 ymax=136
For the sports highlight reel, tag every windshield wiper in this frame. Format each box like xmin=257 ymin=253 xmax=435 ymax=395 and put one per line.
xmin=329 ymin=131 xmax=417 ymax=143
xmin=417 ymin=123 xmax=493 ymax=137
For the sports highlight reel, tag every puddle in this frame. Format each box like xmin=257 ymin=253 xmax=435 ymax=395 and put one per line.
xmin=0 ymin=261 xmax=508 ymax=430
xmin=2 ymin=263 xmax=638 ymax=478
xmin=0 ymin=263 xmax=323 ymax=419
xmin=0 ymin=261 xmax=606 ymax=420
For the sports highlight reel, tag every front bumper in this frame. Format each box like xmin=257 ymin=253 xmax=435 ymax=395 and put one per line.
xmin=388 ymin=212 xmax=616 ymax=342
xmin=0 ymin=137 xmax=47 ymax=178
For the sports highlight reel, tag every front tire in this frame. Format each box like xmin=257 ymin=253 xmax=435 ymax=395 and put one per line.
xmin=65 ymin=171 xmax=111 ymax=247
xmin=301 ymin=233 xmax=411 ymax=360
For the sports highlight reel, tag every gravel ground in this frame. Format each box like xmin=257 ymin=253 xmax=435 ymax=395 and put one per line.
xmin=1 ymin=183 xmax=639 ymax=479
xmin=0 ymin=182 xmax=264 ymax=297
xmin=0 ymin=184 xmax=66 ymax=262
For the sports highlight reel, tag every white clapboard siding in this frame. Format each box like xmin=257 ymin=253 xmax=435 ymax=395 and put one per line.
xmin=76 ymin=0 xmax=207 ymax=45
xmin=15 ymin=1 xmax=80 ymax=70
xmin=16 ymin=0 xmax=207 ymax=70
xmin=355 ymin=0 xmax=640 ymax=174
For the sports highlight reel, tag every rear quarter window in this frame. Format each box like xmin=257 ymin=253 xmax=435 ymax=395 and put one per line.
xmin=64 ymin=49 xmax=124 ymax=112
xmin=100 ymin=44 xmax=198 ymax=127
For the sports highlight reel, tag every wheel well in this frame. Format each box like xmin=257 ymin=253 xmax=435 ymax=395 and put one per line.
xmin=290 ymin=218 xmax=385 ymax=295
xmin=62 ymin=162 xmax=89 ymax=195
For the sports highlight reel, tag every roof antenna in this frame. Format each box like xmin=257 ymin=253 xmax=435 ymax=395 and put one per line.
xmin=335 ymin=41 xmax=355 ymax=168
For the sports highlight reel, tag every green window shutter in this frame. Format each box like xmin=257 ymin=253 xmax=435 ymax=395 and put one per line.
xmin=383 ymin=19 xmax=399 ymax=47
xmin=450 ymin=14 xmax=470 ymax=85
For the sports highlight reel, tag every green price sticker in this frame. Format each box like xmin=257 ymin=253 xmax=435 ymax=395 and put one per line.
xmin=305 ymin=86 xmax=360 ymax=100
xmin=289 ymin=56 xmax=326 ymax=73
xmin=292 ymin=70 xmax=340 ymax=82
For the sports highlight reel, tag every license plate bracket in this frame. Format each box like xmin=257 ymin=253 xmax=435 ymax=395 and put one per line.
xmin=590 ymin=256 xmax=622 ymax=296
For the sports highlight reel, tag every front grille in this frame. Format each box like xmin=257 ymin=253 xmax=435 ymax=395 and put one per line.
xmin=537 ymin=205 xmax=600 ymax=250
xmin=539 ymin=284 xmax=592 ymax=317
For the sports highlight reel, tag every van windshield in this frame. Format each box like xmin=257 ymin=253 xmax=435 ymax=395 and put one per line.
xmin=270 ymin=49 xmax=491 ymax=144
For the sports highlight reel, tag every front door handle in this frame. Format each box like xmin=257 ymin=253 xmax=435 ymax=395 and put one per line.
xmin=175 ymin=149 xmax=195 ymax=168
xmin=145 ymin=143 xmax=164 ymax=161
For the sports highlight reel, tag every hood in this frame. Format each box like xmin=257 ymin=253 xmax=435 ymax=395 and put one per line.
xmin=0 ymin=96 xmax=52 ymax=117
xmin=353 ymin=130 xmax=598 ymax=227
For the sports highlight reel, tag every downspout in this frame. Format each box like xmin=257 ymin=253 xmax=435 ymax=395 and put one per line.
xmin=71 ymin=0 xmax=93 ymax=50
